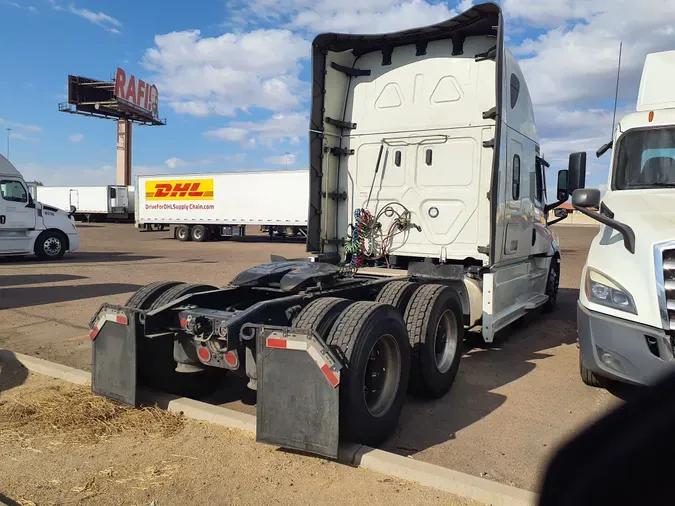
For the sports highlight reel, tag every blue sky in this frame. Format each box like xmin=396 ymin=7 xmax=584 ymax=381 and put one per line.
xmin=1 ymin=0 xmax=674 ymax=194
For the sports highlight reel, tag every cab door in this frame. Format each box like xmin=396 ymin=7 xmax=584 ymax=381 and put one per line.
xmin=0 ymin=178 xmax=36 ymax=253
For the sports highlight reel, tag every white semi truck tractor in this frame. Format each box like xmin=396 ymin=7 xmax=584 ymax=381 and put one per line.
xmin=574 ymin=50 xmax=675 ymax=388
xmin=0 ymin=154 xmax=79 ymax=260
xmin=87 ymin=3 xmax=584 ymax=457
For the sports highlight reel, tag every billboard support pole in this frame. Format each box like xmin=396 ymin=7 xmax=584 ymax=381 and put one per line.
xmin=116 ymin=119 xmax=132 ymax=186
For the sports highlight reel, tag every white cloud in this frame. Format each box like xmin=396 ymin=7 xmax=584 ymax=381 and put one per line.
xmin=265 ymin=153 xmax=297 ymax=165
xmin=204 ymin=112 xmax=307 ymax=147
xmin=142 ymin=29 xmax=308 ymax=118
xmin=512 ymin=1 xmax=675 ymax=108
xmin=164 ymin=154 xmax=246 ymax=169
xmin=9 ymin=133 xmax=37 ymax=142
xmin=50 ymin=1 xmax=121 ymax=33
xmin=0 ymin=118 xmax=42 ymax=133
xmin=68 ymin=133 xmax=84 ymax=143
xmin=165 ymin=157 xmax=186 ymax=169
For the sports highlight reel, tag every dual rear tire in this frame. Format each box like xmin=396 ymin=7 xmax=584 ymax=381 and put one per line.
xmin=126 ymin=281 xmax=222 ymax=398
xmin=292 ymin=281 xmax=463 ymax=446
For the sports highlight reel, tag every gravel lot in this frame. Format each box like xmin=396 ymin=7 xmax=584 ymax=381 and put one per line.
xmin=0 ymin=223 xmax=623 ymax=492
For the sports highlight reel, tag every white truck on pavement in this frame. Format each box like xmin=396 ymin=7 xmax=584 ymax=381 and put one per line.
xmin=88 ymin=3 xmax=585 ymax=457
xmin=36 ymin=185 xmax=133 ymax=222
xmin=575 ymin=49 xmax=675 ymax=387
xmin=0 ymin=154 xmax=79 ymax=260
xmin=136 ymin=169 xmax=309 ymax=241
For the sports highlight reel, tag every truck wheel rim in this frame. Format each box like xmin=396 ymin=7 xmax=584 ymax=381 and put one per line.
xmin=363 ymin=334 xmax=401 ymax=418
xmin=194 ymin=229 xmax=202 ymax=239
xmin=44 ymin=237 xmax=62 ymax=256
xmin=178 ymin=229 xmax=186 ymax=239
xmin=434 ymin=310 xmax=458 ymax=374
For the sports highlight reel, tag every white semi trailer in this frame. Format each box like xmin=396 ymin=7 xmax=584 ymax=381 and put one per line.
xmin=135 ymin=170 xmax=309 ymax=240
xmin=87 ymin=3 xmax=585 ymax=458
xmin=36 ymin=185 xmax=133 ymax=222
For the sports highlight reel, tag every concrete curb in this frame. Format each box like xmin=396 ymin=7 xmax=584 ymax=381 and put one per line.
xmin=1 ymin=349 xmax=538 ymax=506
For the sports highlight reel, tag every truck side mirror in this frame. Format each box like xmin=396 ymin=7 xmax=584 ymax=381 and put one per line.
xmin=568 ymin=152 xmax=587 ymax=192
xmin=554 ymin=208 xmax=568 ymax=219
xmin=572 ymin=188 xmax=600 ymax=209
xmin=557 ymin=170 xmax=569 ymax=201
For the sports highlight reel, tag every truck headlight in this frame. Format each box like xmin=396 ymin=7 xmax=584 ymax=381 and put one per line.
xmin=585 ymin=268 xmax=636 ymax=314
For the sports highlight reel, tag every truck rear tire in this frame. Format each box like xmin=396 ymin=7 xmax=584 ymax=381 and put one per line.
xmin=579 ymin=350 xmax=608 ymax=388
xmin=404 ymin=284 xmax=464 ymax=399
xmin=376 ymin=280 xmax=419 ymax=312
xmin=149 ymin=283 xmax=218 ymax=311
xmin=293 ymin=297 xmax=352 ymax=337
xmin=125 ymin=281 xmax=182 ymax=309
xmin=176 ymin=225 xmax=191 ymax=242
xmin=191 ymin=225 xmax=209 ymax=242
xmin=127 ymin=282 xmax=224 ymax=398
xmin=326 ymin=301 xmax=410 ymax=447
xmin=34 ymin=230 xmax=67 ymax=260
xmin=543 ymin=257 xmax=560 ymax=313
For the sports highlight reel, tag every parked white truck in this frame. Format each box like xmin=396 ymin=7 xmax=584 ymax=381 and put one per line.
xmin=0 ymin=154 xmax=79 ymax=260
xmin=36 ymin=185 xmax=133 ymax=222
xmin=135 ymin=170 xmax=308 ymax=240
xmin=574 ymin=50 xmax=675 ymax=387
xmin=87 ymin=3 xmax=584 ymax=458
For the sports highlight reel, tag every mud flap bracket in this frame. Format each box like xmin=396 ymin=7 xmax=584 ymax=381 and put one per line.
xmin=245 ymin=324 xmax=343 ymax=458
xmin=90 ymin=304 xmax=139 ymax=406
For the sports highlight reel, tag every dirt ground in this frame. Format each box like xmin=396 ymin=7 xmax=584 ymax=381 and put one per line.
xmin=0 ymin=223 xmax=628 ymax=491
xmin=0 ymin=361 xmax=475 ymax=506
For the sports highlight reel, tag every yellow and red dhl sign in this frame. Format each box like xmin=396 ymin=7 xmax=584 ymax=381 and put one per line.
xmin=145 ymin=179 xmax=214 ymax=201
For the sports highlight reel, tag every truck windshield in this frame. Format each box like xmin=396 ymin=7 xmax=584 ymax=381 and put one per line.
xmin=615 ymin=127 xmax=675 ymax=189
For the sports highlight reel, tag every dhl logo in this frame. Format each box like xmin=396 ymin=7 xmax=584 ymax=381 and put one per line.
xmin=145 ymin=179 xmax=214 ymax=201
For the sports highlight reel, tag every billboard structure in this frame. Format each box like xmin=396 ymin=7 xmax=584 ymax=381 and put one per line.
xmin=59 ymin=68 xmax=166 ymax=185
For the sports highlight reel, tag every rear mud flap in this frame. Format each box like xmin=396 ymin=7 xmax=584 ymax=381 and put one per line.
xmin=90 ymin=304 xmax=138 ymax=406
xmin=248 ymin=325 xmax=343 ymax=459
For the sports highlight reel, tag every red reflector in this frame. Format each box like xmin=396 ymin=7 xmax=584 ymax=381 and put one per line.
xmin=179 ymin=318 xmax=187 ymax=327
xmin=266 ymin=338 xmax=287 ymax=349
xmin=89 ymin=327 xmax=100 ymax=341
xmin=116 ymin=315 xmax=128 ymax=325
xmin=320 ymin=364 xmax=339 ymax=388
xmin=224 ymin=352 xmax=237 ymax=366
xmin=197 ymin=347 xmax=210 ymax=361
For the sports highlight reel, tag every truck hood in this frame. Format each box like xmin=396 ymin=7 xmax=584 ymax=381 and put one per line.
xmin=603 ymin=191 xmax=675 ymax=245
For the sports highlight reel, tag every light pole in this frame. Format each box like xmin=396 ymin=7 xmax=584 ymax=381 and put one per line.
xmin=5 ymin=127 xmax=10 ymax=160
xmin=285 ymin=151 xmax=291 ymax=169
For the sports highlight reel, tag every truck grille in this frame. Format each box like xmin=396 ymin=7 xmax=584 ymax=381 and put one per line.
xmin=659 ymin=245 xmax=675 ymax=333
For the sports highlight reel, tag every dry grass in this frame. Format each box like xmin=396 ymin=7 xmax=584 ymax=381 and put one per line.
xmin=0 ymin=382 xmax=184 ymax=445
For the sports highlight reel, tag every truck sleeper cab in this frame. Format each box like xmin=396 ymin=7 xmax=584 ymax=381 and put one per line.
xmin=574 ymin=51 xmax=675 ymax=387
xmin=0 ymin=154 xmax=79 ymax=260
xmin=88 ymin=3 xmax=584 ymax=458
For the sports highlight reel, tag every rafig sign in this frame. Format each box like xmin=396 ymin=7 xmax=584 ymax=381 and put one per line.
xmin=113 ymin=67 xmax=159 ymax=120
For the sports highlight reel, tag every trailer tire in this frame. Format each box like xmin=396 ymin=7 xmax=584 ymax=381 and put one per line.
xmin=376 ymin=280 xmax=419 ymax=312
xmin=176 ymin=225 xmax=191 ymax=242
xmin=191 ymin=225 xmax=209 ymax=242
xmin=404 ymin=284 xmax=463 ymax=399
xmin=34 ymin=230 xmax=67 ymax=260
xmin=327 ymin=301 xmax=410 ymax=447
xmin=293 ymin=297 xmax=352 ymax=337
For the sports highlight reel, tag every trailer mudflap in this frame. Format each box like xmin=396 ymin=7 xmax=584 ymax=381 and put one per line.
xmin=247 ymin=324 xmax=343 ymax=458
xmin=90 ymin=304 xmax=138 ymax=406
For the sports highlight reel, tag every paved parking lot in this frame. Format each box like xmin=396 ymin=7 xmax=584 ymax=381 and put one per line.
xmin=0 ymin=223 xmax=622 ymax=491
